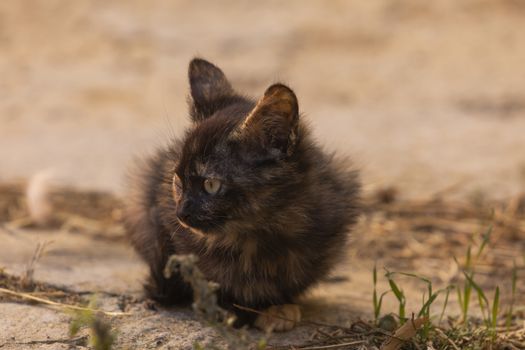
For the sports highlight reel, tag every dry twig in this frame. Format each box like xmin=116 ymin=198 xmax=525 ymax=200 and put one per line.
xmin=0 ymin=287 xmax=130 ymax=317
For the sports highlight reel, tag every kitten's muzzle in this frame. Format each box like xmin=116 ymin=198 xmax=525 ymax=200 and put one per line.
xmin=176 ymin=206 xmax=192 ymax=226
xmin=176 ymin=200 xmax=202 ymax=229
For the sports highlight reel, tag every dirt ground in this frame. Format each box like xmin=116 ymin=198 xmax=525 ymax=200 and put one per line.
xmin=1 ymin=1 xmax=525 ymax=349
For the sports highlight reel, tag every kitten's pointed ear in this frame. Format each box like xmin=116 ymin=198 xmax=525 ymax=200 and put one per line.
xmin=236 ymin=83 xmax=299 ymax=156
xmin=188 ymin=58 xmax=235 ymax=122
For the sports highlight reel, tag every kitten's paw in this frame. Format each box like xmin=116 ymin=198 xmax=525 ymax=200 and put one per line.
xmin=254 ymin=304 xmax=301 ymax=332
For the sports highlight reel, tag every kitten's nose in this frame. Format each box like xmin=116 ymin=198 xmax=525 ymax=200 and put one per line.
xmin=176 ymin=202 xmax=192 ymax=224
xmin=177 ymin=211 xmax=190 ymax=223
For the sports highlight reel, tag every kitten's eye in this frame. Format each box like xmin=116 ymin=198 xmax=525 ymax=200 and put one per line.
xmin=203 ymin=178 xmax=221 ymax=194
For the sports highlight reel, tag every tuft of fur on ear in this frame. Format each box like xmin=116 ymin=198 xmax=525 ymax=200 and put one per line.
xmin=188 ymin=58 xmax=236 ymax=122
xmin=235 ymin=83 xmax=299 ymax=156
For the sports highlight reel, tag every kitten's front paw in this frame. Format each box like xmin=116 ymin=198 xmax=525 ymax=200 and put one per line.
xmin=254 ymin=304 xmax=301 ymax=332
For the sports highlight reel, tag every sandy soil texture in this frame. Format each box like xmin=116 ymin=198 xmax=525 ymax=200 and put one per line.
xmin=1 ymin=0 xmax=525 ymax=349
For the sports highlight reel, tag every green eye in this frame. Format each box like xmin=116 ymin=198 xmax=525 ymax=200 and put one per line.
xmin=203 ymin=178 xmax=221 ymax=194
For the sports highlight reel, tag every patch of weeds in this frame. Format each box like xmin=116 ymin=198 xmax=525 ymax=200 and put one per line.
xmin=373 ymin=224 xmax=523 ymax=348
xmin=383 ymin=269 xmax=452 ymax=341
xmin=454 ymin=226 xmax=493 ymax=324
xmin=462 ymin=271 xmax=500 ymax=339
xmin=372 ymin=263 xmax=389 ymax=325
xmin=454 ymin=225 xmax=504 ymax=339
xmin=69 ymin=297 xmax=117 ymax=350
xmin=164 ymin=254 xmax=267 ymax=350
xmin=456 ymin=245 xmax=474 ymax=323
xmin=384 ymin=270 xmax=406 ymax=325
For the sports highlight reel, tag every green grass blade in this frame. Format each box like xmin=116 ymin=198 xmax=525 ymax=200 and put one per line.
xmin=466 ymin=246 xmax=472 ymax=270
xmin=477 ymin=225 xmax=493 ymax=258
xmin=373 ymin=265 xmax=379 ymax=321
xmin=373 ymin=290 xmax=378 ymax=320
xmin=492 ymin=286 xmax=500 ymax=330
xmin=463 ymin=270 xmax=491 ymax=325
xmin=463 ymin=281 xmax=472 ymax=321
xmin=478 ymin=293 xmax=488 ymax=326
xmin=417 ymin=292 xmax=438 ymax=318
xmin=391 ymin=271 xmax=432 ymax=286
xmin=377 ymin=291 xmax=389 ymax=320
xmin=439 ymin=286 xmax=452 ymax=325
xmin=456 ymin=286 xmax=464 ymax=314
xmin=463 ymin=270 xmax=489 ymax=308
xmin=386 ymin=276 xmax=406 ymax=323
xmin=388 ymin=278 xmax=404 ymax=303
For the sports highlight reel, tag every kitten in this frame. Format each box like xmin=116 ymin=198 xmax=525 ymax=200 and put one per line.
xmin=124 ymin=58 xmax=361 ymax=331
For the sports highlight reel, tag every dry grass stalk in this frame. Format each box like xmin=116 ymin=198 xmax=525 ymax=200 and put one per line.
xmin=4 ymin=335 xmax=89 ymax=347
xmin=434 ymin=328 xmax=461 ymax=350
xmin=20 ymin=240 xmax=53 ymax=289
xmin=0 ymin=287 xmax=130 ymax=317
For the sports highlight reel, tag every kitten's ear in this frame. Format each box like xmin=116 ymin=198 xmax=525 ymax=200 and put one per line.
xmin=235 ymin=83 xmax=299 ymax=156
xmin=188 ymin=58 xmax=235 ymax=122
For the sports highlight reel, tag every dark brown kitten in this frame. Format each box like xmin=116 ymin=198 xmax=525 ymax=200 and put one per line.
xmin=125 ymin=58 xmax=360 ymax=330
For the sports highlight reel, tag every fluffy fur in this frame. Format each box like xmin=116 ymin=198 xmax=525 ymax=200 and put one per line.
xmin=125 ymin=58 xmax=361 ymax=326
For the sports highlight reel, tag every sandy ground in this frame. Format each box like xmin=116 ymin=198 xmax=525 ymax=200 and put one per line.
xmin=1 ymin=0 xmax=525 ymax=349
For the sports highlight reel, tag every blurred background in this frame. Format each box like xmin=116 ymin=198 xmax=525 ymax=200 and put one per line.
xmin=2 ymin=0 xmax=525 ymax=199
